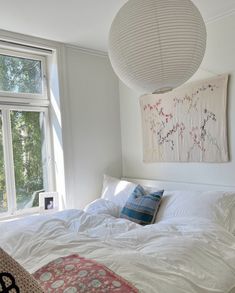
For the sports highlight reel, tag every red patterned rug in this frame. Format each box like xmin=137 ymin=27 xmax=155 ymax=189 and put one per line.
xmin=33 ymin=254 xmax=139 ymax=292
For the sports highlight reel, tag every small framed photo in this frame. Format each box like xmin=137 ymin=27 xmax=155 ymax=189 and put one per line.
xmin=39 ymin=192 xmax=59 ymax=212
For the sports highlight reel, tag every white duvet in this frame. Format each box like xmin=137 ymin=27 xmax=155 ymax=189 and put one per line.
xmin=1 ymin=208 xmax=235 ymax=293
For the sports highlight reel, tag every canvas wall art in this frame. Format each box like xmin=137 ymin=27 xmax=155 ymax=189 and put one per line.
xmin=140 ymin=75 xmax=228 ymax=163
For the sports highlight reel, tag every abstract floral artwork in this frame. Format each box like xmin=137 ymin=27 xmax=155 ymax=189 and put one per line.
xmin=140 ymin=75 xmax=229 ymax=162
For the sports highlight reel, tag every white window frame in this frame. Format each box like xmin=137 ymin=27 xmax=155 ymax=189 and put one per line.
xmin=0 ymin=48 xmax=48 ymax=102
xmin=0 ymin=48 xmax=54 ymax=218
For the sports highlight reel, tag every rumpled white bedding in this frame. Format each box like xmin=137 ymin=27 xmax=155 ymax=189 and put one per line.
xmin=1 ymin=208 xmax=235 ymax=293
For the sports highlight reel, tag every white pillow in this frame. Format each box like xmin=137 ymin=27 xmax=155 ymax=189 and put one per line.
xmin=101 ymin=175 xmax=137 ymax=207
xmin=84 ymin=198 xmax=120 ymax=217
xmin=156 ymin=190 xmax=235 ymax=232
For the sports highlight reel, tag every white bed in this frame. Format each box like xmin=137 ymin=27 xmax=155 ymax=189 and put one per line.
xmin=1 ymin=178 xmax=235 ymax=293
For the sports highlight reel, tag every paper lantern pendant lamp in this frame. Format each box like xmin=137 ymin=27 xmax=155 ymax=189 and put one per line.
xmin=108 ymin=0 xmax=207 ymax=94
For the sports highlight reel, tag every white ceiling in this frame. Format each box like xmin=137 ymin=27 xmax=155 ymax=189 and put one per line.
xmin=0 ymin=0 xmax=234 ymax=52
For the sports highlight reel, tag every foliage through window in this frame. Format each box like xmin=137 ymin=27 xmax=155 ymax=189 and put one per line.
xmin=0 ymin=54 xmax=42 ymax=94
xmin=0 ymin=48 xmax=51 ymax=216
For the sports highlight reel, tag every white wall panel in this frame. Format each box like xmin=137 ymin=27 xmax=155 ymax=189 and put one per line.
xmin=64 ymin=46 xmax=122 ymax=208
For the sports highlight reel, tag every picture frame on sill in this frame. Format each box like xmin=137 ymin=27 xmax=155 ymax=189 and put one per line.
xmin=39 ymin=192 xmax=59 ymax=213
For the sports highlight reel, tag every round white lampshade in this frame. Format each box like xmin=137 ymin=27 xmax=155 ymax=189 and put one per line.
xmin=108 ymin=0 xmax=207 ymax=94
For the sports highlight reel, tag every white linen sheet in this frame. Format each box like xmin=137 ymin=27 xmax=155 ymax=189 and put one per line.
xmin=0 ymin=209 xmax=235 ymax=293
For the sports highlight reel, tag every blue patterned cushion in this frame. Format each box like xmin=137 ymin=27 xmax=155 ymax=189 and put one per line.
xmin=120 ymin=185 xmax=164 ymax=225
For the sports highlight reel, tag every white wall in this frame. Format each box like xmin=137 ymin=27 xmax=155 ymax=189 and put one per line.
xmin=63 ymin=46 xmax=122 ymax=208
xmin=119 ymin=14 xmax=235 ymax=186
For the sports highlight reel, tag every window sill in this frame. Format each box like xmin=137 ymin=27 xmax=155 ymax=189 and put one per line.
xmin=0 ymin=208 xmax=60 ymax=222
xmin=0 ymin=208 xmax=40 ymax=222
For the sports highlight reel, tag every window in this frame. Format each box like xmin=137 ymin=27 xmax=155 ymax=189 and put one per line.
xmin=0 ymin=48 xmax=53 ymax=216
xmin=0 ymin=54 xmax=42 ymax=94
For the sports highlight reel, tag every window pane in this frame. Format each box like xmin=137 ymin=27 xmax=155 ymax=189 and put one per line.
xmin=11 ymin=111 xmax=45 ymax=210
xmin=0 ymin=111 xmax=7 ymax=213
xmin=0 ymin=54 xmax=42 ymax=94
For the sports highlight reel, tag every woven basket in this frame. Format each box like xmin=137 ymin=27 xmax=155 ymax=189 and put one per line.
xmin=0 ymin=247 xmax=43 ymax=293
